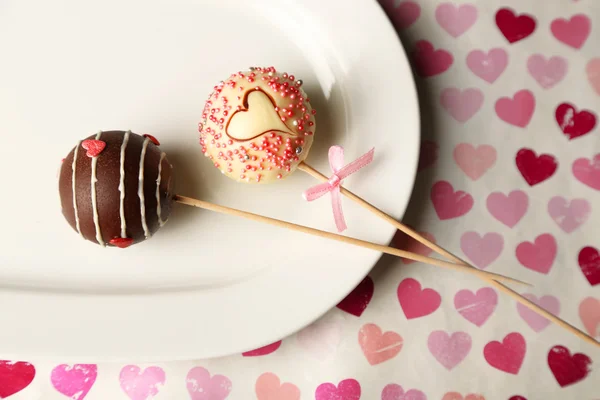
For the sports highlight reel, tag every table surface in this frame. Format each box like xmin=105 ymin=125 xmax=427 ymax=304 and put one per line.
xmin=3 ymin=0 xmax=600 ymax=399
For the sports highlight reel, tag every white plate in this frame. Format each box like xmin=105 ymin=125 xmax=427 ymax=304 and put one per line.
xmin=0 ymin=0 xmax=419 ymax=360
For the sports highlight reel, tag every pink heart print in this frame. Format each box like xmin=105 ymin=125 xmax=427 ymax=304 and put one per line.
xmin=440 ymin=88 xmax=484 ymax=122
xmin=242 ymin=340 xmax=282 ymax=357
xmin=418 ymin=140 xmax=438 ymax=172
xmin=431 ymin=181 xmax=474 ymax=220
xmin=255 ymin=373 xmax=300 ymax=400
xmin=547 ymin=196 xmax=590 ymax=233
xmin=297 ymin=315 xmax=342 ymax=360
xmin=358 ymin=323 xmax=403 ymax=365
xmin=443 ymin=393 xmax=486 ymax=400
xmin=315 ymin=378 xmax=361 ymax=400
xmin=435 ymin=3 xmax=478 ymax=38
xmin=495 ymin=89 xmax=535 ymax=127
xmin=411 ymin=40 xmax=453 ymax=77
xmin=454 ymin=287 xmax=498 ymax=327
xmin=527 ymin=55 xmax=568 ymax=89
xmin=393 ymin=230 xmax=436 ymax=264
xmin=572 ymin=153 xmax=600 ymax=190
xmin=516 ymin=294 xmax=560 ymax=332
xmin=587 ymin=58 xmax=600 ymax=95
xmin=460 ymin=232 xmax=503 ymax=269
xmin=486 ymin=190 xmax=528 ymax=228
xmin=381 ymin=384 xmax=427 ymax=400
xmin=397 ymin=278 xmax=441 ymax=319
xmin=483 ymin=332 xmax=526 ymax=375
xmin=380 ymin=0 xmax=421 ymax=30
xmin=453 ymin=143 xmax=496 ymax=180
xmin=466 ymin=48 xmax=508 ymax=83
xmin=427 ymin=330 xmax=472 ymax=370
xmin=51 ymin=364 xmax=97 ymax=400
xmin=336 ymin=275 xmax=374 ymax=317
xmin=550 ymin=14 xmax=591 ymax=49
xmin=186 ymin=367 xmax=232 ymax=400
xmin=119 ymin=365 xmax=165 ymax=400
xmin=516 ymin=233 xmax=557 ymax=274
xmin=579 ymin=297 xmax=600 ymax=338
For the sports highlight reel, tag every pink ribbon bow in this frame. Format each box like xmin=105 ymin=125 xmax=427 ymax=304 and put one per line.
xmin=303 ymin=146 xmax=375 ymax=232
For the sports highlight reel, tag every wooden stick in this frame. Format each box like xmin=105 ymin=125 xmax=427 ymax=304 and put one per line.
xmin=299 ymin=162 xmax=600 ymax=348
xmin=174 ymin=195 xmax=528 ymax=286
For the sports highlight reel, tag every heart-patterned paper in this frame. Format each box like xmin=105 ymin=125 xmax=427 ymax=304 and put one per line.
xmin=14 ymin=1 xmax=600 ymax=399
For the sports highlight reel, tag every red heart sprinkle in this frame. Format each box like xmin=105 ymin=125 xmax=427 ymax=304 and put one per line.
xmin=110 ymin=238 xmax=134 ymax=249
xmin=81 ymin=140 xmax=106 ymax=158
xmin=143 ymin=134 xmax=161 ymax=146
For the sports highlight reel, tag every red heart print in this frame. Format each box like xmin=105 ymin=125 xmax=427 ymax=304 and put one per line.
xmin=555 ymin=103 xmax=597 ymax=140
xmin=418 ymin=140 xmax=438 ymax=172
xmin=578 ymin=246 xmax=600 ymax=286
xmin=572 ymin=153 xmax=600 ymax=190
xmin=515 ymin=148 xmax=558 ymax=186
xmin=483 ymin=332 xmax=526 ymax=374
xmin=381 ymin=0 xmax=421 ymax=30
xmin=495 ymin=90 xmax=535 ymax=127
xmin=393 ymin=229 xmax=436 ymax=265
xmin=547 ymin=345 xmax=592 ymax=387
xmin=81 ymin=139 xmax=106 ymax=158
xmin=550 ymin=14 xmax=591 ymax=49
xmin=397 ymin=278 xmax=441 ymax=319
xmin=495 ymin=8 xmax=536 ymax=44
xmin=242 ymin=340 xmax=282 ymax=357
xmin=336 ymin=276 xmax=374 ymax=317
xmin=509 ymin=397 xmax=527 ymax=400
xmin=0 ymin=361 xmax=36 ymax=398
xmin=516 ymin=233 xmax=557 ymax=274
xmin=411 ymin=40 xmax=453 ymax=77
xmin=315 ymin=378 xmax=361 ymax=400
xmin=431 ymin=181 xmax=474 ymax=220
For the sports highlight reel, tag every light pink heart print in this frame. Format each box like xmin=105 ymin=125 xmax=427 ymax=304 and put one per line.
xmin=486 ymin=190 xmax=528 ymax=228
xmin=297 ymin=315 xmax=342 ymax=360
xmin=527 ymin=55 xmax=568 ymax=89
xmin=315 ymin=379 xmax=361 ymax=400
xmin=466 ymin=48 xmax=508 ymax=83
xmin=186 ymin=367 xmax=232 ymax=400
xmin=454 ymin=287 xmax=498 ymax=327
xmin=516 ymin=294 xmax=560 ymax=332
xmin=381 ymin=384 xmax=427 ymax=400
xmin=460 ymin=232 xmax=504 ymax=269
xmin=427 ymin=330 xmax=472 ymax=370
xmin=587 ymin=58 xmax=600 ymax=95
xmin=548 ymin=196 xmax=591 ymax=233
xmin=119 ymin=366 xmax=165 ymax=400
xmin=453 ymin=143 xmax=496 ymax=180
xmin=516 ymin=233 xmax=557 ymax=274
xmin=435 ymin=3 xmax=477 ymax=37
xmin=51 ymin=364 xmax=97 ymax=400
xmin=440 ymin=88 xmax=484 ymax=122
xmin=572 ymin=154 xmax=600 ymax=190
xmin=495 ymin=90 xmax=535 ymax=127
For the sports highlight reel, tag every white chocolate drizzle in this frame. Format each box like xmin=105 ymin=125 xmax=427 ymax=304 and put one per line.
xmin=156 ymin=152 xmax=166 ymax=227
xmin=118 ymin=130 xmax=131 ymax=238
xmin=138 ymin=138 xmax=151 ymax=238
xmin=91 ymin=131 xmax=105 ymax=246
xmin=71 ymin=141 xmax=84 ymax=238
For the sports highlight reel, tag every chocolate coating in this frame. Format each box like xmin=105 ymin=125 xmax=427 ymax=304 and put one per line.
xmin=58 ymin=130 xmax=173 ymax=247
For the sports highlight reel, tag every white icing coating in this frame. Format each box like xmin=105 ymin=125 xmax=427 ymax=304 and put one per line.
xmin=156 ymin=152 xmax=166 ymax=227
xmin=138 ymin=138 xmax=151 ymax=238
xmin=118 ymin=130 xmax=131 ymax=238
xmin=91 ymin=131 xmax=105 ymax=246
xmin=71 ymin=141 xmax=84 ymax=238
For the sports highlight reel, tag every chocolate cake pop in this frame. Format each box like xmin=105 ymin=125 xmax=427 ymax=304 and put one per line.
xmin=58 ymin=130 xmax=173 ymax=248
xmin=199 ymin=66 xmax=317 ymax=183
